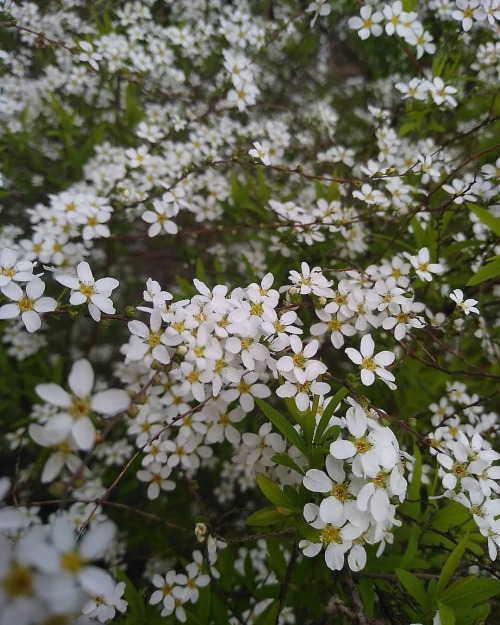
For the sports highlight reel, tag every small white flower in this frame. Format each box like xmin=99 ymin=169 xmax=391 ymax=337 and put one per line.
xmin=345 ymin=334 xmax=396 ymax=388
xmin=56 ymin=261 xmax=119 ymax=322
xmin=348 ymin=5 xmax=384 ymax=40
xmin=450 ymin=289 xmax=479 ymax=315
xmin=248 ymin=141 xmax=271 ymax=166
xmin=408 ymin=247 xmax=443 ymax=282
xmin=0 ymin=277 xmax=56 ymax=332
xmin=35 ymin=359 xmax=130 ymax=451
xmin=0 ymin=248 xmax=35 ymax=289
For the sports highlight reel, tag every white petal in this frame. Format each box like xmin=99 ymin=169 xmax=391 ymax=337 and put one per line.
xmin=303 ymin=469 xmax=332 ymax=493
xmin=26 ymin=277 xmax=44 ymax=299
xmin=34 ymin=297 xmax=57 ymax=313
xmin=36 ymin=384 xmax=71 ymax=407
xmin=360 ymin=369 xmax=375 ymax=386
xmin=22 ymin=310 xmax=41 ymax=332
xmin=360 ymin=334 xmax=374 ymax=357
xmin=41 ymin=453 xmax=65 ymax=483
xmin=77 ymin=261 xmax=94 ymax=283
xmin=330 ymin=439 xmax=356 ymax=459
xmin=0 ymin=303 xmax=20 ymax=319
xmin=79 ymin=566 xmax=116 ymax=596
xmin=92 ymin=389 xmax=130 ymax=415
xmin=69 ymin=359 xmax=94 ymax=397
xmin=81 ymin=521 xmax=116 ymax=560
xmin=319 ymin=497 xmax=344 ymax=525
xmin=375 ymin=351 xmax=395 ymax=366
xmin=44 ymin=413 xmax=73 ymax=444
xmin=72 ymin=417 xmax=96 ymax=450
xmin=345 ymin=348 xmax=362 ymax=365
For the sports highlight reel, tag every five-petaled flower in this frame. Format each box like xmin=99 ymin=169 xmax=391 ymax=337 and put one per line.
xmin=56 ymin=261 xmax=119 ymax=322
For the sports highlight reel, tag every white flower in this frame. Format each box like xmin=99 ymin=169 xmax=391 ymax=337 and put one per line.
xmin=428 ymin=77 xmax=458 ymax=108
xmin=78 ymin=40 xmax=103 ymax=71
xmin=142 ymin=199 xmax=179 ymax=237
xmin=248 ymin=141 xmax=271 ymax=166
xmin=0 ymin=277 xmax=56 ymax=332
xmin=127 ymin=308 xmax=171 ymax=365
xmin=408 ymin=247 xmax=443 ymax=282
xmin=35 ymin=359 xmax=130 ymax=451
xmin=348 ymin=5 xmax=384 ymax=40
xmin=0 ymin=248 xmax=35 ymax=289
xmin=450 ymin=289 xmax=479 ymax=315
xmin=286 ymin=262 xmax=334 ymax=298
xmin=306 ymin=0 xmax=332 ymax=27
xmin=81 ymin=581 xmax=128 ymax=622
xmin=345 ymin=334 xmax=396 ymax=388
xmin=56 ymin=261 xmax=119 ymax=322
xmin=32 ymin=515 xmax=117 ymax=596
xmin=137 ymin=462 xmax=176 ymax=500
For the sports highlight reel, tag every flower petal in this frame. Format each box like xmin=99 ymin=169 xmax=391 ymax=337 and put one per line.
xmin=91 ymin=389 xmax=130 ymax=415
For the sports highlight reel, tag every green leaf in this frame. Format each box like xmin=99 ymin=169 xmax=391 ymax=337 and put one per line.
xmin=441 ymin=577 xmax=500 ymax=610
xmin=460 ymin=602 xmax=491 ymax=625
xmin=438 ymin=602 xmax=456 ymax=625
xmin=468 ymin=203 xmax=500 ymax=237
xmin=271 ymin=453 xmax=305 ymax=476
xmin=437 ymin=533 xmax=469 ymax=596
xmin=402 ymin=0 xmax=418 ymax=10
xmin=246 ymin=506 xmax=289 ymax=526
xmin=116 ymin=570 xmax=147 ymax=624
xmin=314 ymin=386 xmax=348 ymax=443
xmin=466 ymin=258 xmax=500 ymax=286
xmin=256 ymin=472 xmax=295 ymax=508
xmin=358 ymin=578 xmax=374 ymax=616
xmin=195 ymin=258 xmax=207 ymax=283
xmin=408 ymin=444 xmax=422 ymax=501
xmin=400 ymin=526 xmax=421 ymax=568
xmin=197 ymin=582 xmax=211 ymax=625
xmin=255 ymin=398 xmax=307 ymax=455
xmin=410 ymin=215 xmax=426 ymax=250
xmin=266 ymin=538 xmax=287 ymax=580
xmin=253 ymin=600 xmax=279 ymax=625
xmin=396 ymin=569 xmax=427 ymax=606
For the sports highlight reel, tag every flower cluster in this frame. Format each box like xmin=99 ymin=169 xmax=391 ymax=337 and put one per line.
xmin=300 ymin=399 xmax=408 ymax=571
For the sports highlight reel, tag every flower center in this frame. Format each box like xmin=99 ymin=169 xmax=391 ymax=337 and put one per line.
xmin=354 ymin=437 xmax=372 ymax=454
xmin=361 ymin=357 xmax=376 ymax=371
xmin=2 ymin=564 xmax=34 ymax=598
xmin=331 ymin=483 xmax=349 ymax=501
xmin=60 ymin=551 xmax=83 ymax=574
xmin=18 ymin=296 xmax=35 ymax=312
xmin=80 ymin=282 xmax=96 ymax=298
xmin=321 ymin=525 xmax=341 ymax=544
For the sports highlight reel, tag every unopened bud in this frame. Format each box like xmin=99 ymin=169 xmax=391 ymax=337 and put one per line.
xmin=195 ymin=522 xmax=207 ymax=543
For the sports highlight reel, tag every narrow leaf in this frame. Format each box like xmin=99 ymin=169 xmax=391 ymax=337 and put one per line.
xmin=256 ymin=473 xmax=294 ymax=508
xmin=437 ymin=533 xmax=469 ymax=595
xmin=466 ymin=258 xmax=500 ymax=286
xmin=271 ymin=453 xmax=305 ymax=476
xmin=441 ymin=577 xmax=500 ymax=610
xmin=396 ymin=569 xmax=427 ymax=606
xmin=255 ymin=398 xmax=307 ymax=455
xmin=314 ymin=386 xmax=348 ymax=442
xmin=438 ymin=601 xmax=456 ymax=625
xmin=246 ymin=506 xmax=288 ymax=526
xmin=468 ymin=203 xmax=500 ymax=237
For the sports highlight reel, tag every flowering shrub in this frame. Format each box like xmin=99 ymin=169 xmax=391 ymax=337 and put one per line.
xmin=0 ymin=0 xmax=499 ymax=623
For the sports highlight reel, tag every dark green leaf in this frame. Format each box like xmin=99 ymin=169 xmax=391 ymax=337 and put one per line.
xmin=437 ymin=533 xmax=469 ymax=595
xmin=256 ymin=472 xmax=295 ymax=508
xmin=314 ymin=386 xmax=348 ymax=443
xmin=255 ymin=398 xmax=307 ymax=455
xmin=396 ymin=569 xmax=427 ymax=606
